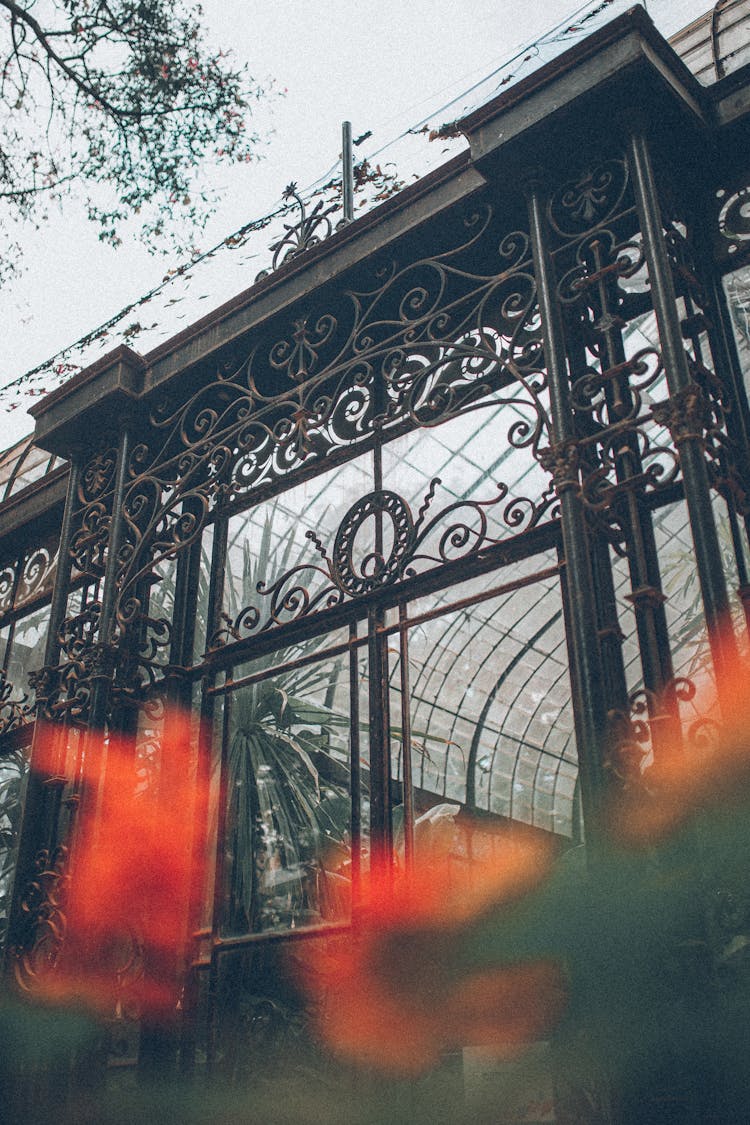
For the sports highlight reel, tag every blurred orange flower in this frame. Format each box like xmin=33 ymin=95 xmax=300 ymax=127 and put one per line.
xmin=32 ymin=707 xmax=204 ymax=1021
xmin=299 ymin=824 xmax=567 ymax=1074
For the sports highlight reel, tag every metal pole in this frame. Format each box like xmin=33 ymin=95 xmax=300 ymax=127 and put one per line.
xmin=44 ymin=458 xmax=82 ymax=669
xmin=398 ymin=603 xmax=415 ymax=876
xmin=627 ymin=129 xmax=737 ymax=682
xmin=342 ymin=121 xmax=354 ymax=224
xmin=525 ymin=172 xmax=610 ymax=842
xmin=348 ymin=622 xmax=361 ymax=908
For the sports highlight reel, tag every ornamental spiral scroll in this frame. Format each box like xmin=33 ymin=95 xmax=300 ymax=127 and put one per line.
xmin=0 ymin=563 xmax=14 ymax=616
xmin=11 ymin=841 xmax=147 ymax=1020
xmin=606 ymin=678 xmax=697 ymax=784
xmin=0 ymin=668 xmax=34 ymax=735
xmin=256 ymin=183 xmax=338 ymax=281
xmin=12 ymin=844 xmax=69 ymax=994
xmin=0 ymin=544 xmax=58 ymax=625
xmin=210 ymin=475 xmax=557 ymax=648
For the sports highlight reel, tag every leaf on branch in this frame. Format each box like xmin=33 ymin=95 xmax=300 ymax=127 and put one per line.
xmin=0 ymin=0 xmax=275 ymax=282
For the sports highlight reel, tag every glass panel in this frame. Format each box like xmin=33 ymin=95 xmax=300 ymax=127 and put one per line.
xmin=192 ymin=523 xmax=213 ymax=663
xmin=220 ymin=630 xmax=360 ymax=934
xmin=6 ymin=604 xmax=51 ymax=708
xmin=382 ymin=396 xmax=553 ymax=542
xmin=0 ymin=436 xmax=30 ymax=494
xmin=14 ymin=539 xmax=57 ymax=612
xmin=0 ymin=747 xmax=27 ymax=950
xmin=392 ymin=554 xmax=576 ymax=837
xmin=7 ymin=444 xmax=55 ymax=498
xmin=724 ymin=262 xmax=750 ymax=391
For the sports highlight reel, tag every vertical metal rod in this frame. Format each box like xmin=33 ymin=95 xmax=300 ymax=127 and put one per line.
xmin=187 ymin=518 xmax=227 ymax=1072
xmin=94 ymin=429 xmax=132 ymax=654
xmin=398 ymin=602 xmax=415 ymax=875
xmin=566 ymin=322 xmax=630 ymax=723
xmin=82 ymin=428 xmax=133 ymax=847
xmin=525 ymin=173 xmax=610 ymax=841
xmin=342 ymin=121 xmax=354 ymax=223
xmin=367 ymin=608 xmax=392 ymax=870
xmin=169 ymin=512 xmax=201 ymax=673
xmin=207 ymin=681 xmax=233 ymax=1074
xmin=348 ymin=622 xmax=361 ymax=909
xmin=693 ymin=207 xmax=750 ymax=637
xmin=44 ymin=458 xmax=82 ymax=669
xmin=627 ymin=129 xmax=737 ymax=680
xmin=589 ymin=238 xmax=678 ymax=754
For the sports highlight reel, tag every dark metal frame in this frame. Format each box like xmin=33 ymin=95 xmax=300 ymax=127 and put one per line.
xmin=2 ymin=7 xmax=750 ymax=1121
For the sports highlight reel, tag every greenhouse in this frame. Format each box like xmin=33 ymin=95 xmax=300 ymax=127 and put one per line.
xmin=1 ymin=4 xmax=750 ymax=1122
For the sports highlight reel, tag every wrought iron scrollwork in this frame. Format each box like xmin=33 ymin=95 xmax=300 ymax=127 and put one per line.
xmin=16 ymin=546 xmax=56 ymax=608
xmin=0 ymin=563 xmax=15 ymax=616
xmin=651 ymin=385 xmax=711 ymax=447
xmin=0 ymin=544 xmax=57 ymax=624
xmin=12 ymin=843 xmax=69 ymax=992
xmin=70 ymin=445 xmax=119 ymax=581
xmin=108 ymin=200 xmax=551 ymax=682
xmin=662 ymin=218 xmax=750 ymax=520
xmin=0 ymin=668 xmax=33 ymax=735
xmin=717 ymin=184 xmax=750 ymax=260
xmin=210 ymin=476 xmax=554 ymax=647
xmin=543 ymin=154 xmax=689 ymax=543
xmin=605 ymin=677 xmax=697 ymax=784
xmin=256 ymin=183 xmax=338 ymax=281
xmin=548 ymin=158 xmax=630 ymax=239
xmin=35 ymin=600 xmax=103 ymax=722
xmin=11 ymin=840 xmax=147 ymax=1019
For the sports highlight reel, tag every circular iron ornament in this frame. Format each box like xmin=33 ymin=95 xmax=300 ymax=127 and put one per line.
xmin=332 ymin=490 xmax=415 ymax=596
xmin=718 ymin=186 xmax=750 ymax=255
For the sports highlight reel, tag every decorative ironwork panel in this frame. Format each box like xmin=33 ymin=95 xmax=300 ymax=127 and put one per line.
xmin=101 ymin=197 xmax=553 ymax=690
xmin=547 ymin=154 xmax=679 ymax=543
xmin=211 ymin=476 xmax=556 ymax=649
xmin=0 ymin=539 xmax=58 ymax=624
xmin=715 ymin=179 xmax=750 ymax=270
xmin=71 ymin=444 xmax=118 ymax=581
xmin=36 ymin=444 xmax=119 ymax=722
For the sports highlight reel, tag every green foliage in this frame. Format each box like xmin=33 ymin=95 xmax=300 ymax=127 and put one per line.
xmin=0 ymin=750 xmax=24 ymax=946
xmin=224 ymin=513 xmax=353 ymax=933
xmin=0 ymin=0 xmax=271 ymax=281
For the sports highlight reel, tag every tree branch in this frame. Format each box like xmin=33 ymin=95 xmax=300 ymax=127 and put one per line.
xmin=0 ymin=0 xmax=125 ymax=119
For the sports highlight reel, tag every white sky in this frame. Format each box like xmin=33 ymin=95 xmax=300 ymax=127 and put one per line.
xmin=0 ymin=0 xmax=712 ymax=448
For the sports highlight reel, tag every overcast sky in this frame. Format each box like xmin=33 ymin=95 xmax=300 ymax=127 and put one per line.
xmin=0 ymin=0 xmax=712 ymax=448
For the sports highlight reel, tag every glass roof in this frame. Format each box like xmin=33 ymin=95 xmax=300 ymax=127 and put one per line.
xmin=0 ymin=434 xmax=64 ymax=505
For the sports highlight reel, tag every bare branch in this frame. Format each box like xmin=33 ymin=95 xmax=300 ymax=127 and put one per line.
xmin=0 ymin=0 xmax=124 ymax=118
